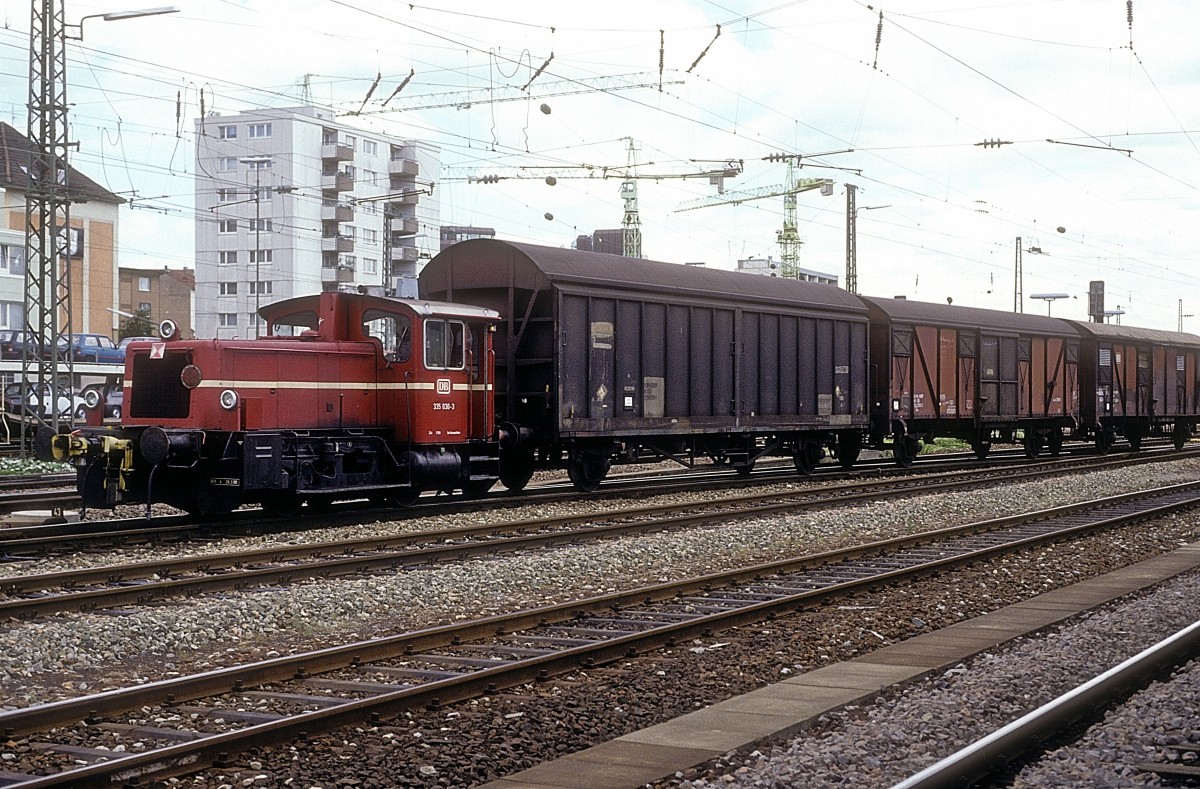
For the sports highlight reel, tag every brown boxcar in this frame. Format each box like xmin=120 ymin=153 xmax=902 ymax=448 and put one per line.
xmin=860 ymin=296 xmax=1080 ymax=464
xmin=1066 ymin=321 xmax=1200 ymax=451
xmin=421 ymin=239 xmax=870 ymax=490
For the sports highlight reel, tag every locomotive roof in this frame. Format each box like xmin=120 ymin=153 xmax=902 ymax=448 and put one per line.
xmin=858 ymin=295 xmax=1078 ymax=336
xmin=1064 ymin=319 xmax=1200 ymax=347
xmin=422 ymin=238 xmax=869 ymax=317
xmin=259 ymin=291 xmax=500 ymax=324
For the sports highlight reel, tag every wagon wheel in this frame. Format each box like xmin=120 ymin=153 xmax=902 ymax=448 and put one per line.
xmin=1126 ymin=430 xmax=1143 ymax=452
xmin=835 ymin=431 xmax=861 ymax=469
xmin=792 ymin=439 xmax=824 ymax=476
xmin=1046 ymin=429 xmax=1063 ymax=456
xmin=385 ymin=487 xmax=422 ymax=508
xmin=971 ymin=440 xmax=991 ymax=460
xmin=567 ymin=452 xmax=610 ymax=492
xmin=1022 ymin=431 xmax=1044 ymax=459
xmin=462 ymin=479 xmax=495 ymax=499
xmin=1095 ymin=429 xmax=1115 ymax=455
xmin=1173 ymin=423 xmax=1191 ymax=450
xmin=261 ymin=492 xmax=303 ymax=518
xmin=499 ymin=451 xmax=536 ymax=492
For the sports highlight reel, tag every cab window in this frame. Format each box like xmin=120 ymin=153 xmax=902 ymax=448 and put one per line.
xmin=424 ymin=319 xmax=465 ymax=370
xmin=362 ymin=309 xmax=412 ymax=363
xmin=270 ymin=309 xmax=319 ymax=336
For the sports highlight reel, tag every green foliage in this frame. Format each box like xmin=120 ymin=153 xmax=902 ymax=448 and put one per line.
xmin=0 ymin=457 xmax=71 ymax=475
xmin=118 ymin=306 xmax=156 ymax=340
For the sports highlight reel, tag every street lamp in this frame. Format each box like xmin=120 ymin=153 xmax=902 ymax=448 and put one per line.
xmin=239 ymin=156 xmax=272 ymax=338
xmin=67 ymin=5 xmax=179 ymax=38
xmin=1029 ymin=292 xmax=1069 ymax=315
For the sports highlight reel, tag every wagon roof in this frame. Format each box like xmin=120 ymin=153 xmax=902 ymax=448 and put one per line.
xmin=858 ymin=295 xmax=1078 ymax=336
xmin=1064 ymin=319 xmax=1200 ymax=347
xmin=422 ymin=239 xmax=869 ymax=316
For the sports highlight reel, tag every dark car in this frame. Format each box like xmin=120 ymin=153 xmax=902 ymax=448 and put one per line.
xmin=3 ymin=382 xmax=86 ymax=420
xmin=69 ymin=333 xmax=124 ymax=364
xmin=81 ymin=381 xmax=124 ymax=420
xmin=0 ymin=329 xmax=68 ymax=360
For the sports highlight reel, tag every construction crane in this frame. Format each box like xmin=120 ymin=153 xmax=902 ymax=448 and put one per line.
xmin=456 ymin=143 xmax=743 ymax=258
xmin=675 ymin=151 xmax=850 ymax=279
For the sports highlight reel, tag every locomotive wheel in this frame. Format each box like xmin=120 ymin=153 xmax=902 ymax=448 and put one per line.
xmin=1096 ymin=429 xmax=1115 ymax=455
xmin=835 ymin=432 xmax=861 ymax=469
xmin=793 ymin=439 xmax=823 ymax=476
xmin=1023 ymin=431 xmax=1044 ymax=459
xmin=499 ymin=452 xmax=535 ymax=492
xmin=567 ymin=453 xmax=610 ymax=492
xmin=1126 ymin=431 xmax=1143 ymax=452
xmin=1046 ymin=429 xmax=1063 ymax=456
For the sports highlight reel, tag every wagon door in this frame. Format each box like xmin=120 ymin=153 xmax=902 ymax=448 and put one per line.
xmin=1137 ymin=347 xmax=1153 ymax=416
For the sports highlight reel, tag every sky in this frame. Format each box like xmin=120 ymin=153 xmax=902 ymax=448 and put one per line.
xmin=2 ymin=0 xmax=1199 ymax=331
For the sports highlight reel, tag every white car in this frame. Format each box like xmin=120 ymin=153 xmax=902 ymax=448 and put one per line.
xmin=3 ymin=382 xmax=88 ymax=420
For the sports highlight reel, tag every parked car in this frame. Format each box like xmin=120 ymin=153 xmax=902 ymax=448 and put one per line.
xmin=0 ymin=329 xmax=67 ymax=360
xmin=69 ymin=333 xmax=124 ymax=364
xmin=81 ymin=380 xmax=124 ymax=420
xmin=117 ymin=335 xmax=158 ymax=353
xmin=2 ymin=382 xmax=87 ymax=420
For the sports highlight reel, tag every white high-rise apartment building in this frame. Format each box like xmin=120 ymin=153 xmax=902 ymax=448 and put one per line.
xmin=193 ymin=105 xmax=439 ymax=339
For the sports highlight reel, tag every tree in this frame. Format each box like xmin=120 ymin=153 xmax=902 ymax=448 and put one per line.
xmin=118 ymin=307 xmax=156 ymax=340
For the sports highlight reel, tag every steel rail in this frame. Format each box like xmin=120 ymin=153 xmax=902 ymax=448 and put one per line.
xmin=0 ymin=454 xmax=1190 ymax=619
xmin=890 ymin=619 xmax=1200 ymax=789
xmin=2 ymin=483 xmax=1199 ymax=786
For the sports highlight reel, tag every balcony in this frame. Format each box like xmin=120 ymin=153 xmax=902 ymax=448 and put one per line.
xmin=321 ymin=172 xmax=354 ymax=192
xmin=388 ymin=157 xmax=419 ymax=177
xmin=321 ymin=262 xmax=356 ymax=284
xmin=390 ymin=217 xmax=419 ymax=238
xmin=322 ymin=142 xmax=354 ymax=162
xmin=390 ymin=244 xmax=420 ymax=263
xmin=321 ymin=234 xmax=355 ymax=254
xmin=321 ymin=202 xmax=354 ymax=222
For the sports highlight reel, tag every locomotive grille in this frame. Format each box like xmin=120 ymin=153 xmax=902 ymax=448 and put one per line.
xmin=129 ymin=352 xmax=192 ymax=419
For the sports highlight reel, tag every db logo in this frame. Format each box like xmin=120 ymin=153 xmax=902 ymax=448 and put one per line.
xmin=436 ymin=378 xmax=451 ymax=395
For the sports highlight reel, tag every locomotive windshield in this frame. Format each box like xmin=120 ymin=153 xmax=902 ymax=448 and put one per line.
xmin=362 ymin=309 xmax=412 ymax=363
xmin=424 ymin=319 xmax=466 ymax=370
xmin=270 ymin=308 xmax=319 ymax=336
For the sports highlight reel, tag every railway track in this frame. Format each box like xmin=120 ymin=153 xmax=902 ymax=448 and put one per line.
xmin=0 ymin=479 xmax=1198 ymax=787
xmin=0 ymin=451 xmax=1192 ymax=617
xmin=0 ymin=443 xmax=1189 ymax=553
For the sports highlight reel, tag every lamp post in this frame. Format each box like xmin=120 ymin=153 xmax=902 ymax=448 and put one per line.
xmin=1029 ymin=293 xmax=1069 ymax=315
xmin=239 ymin=156 xmax=272 ymax=337
xmin=22 ymin=2 xmax=177 ymax=454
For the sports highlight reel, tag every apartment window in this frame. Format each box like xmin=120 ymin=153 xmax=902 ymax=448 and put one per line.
xmin=363 ymin=257 xmax=378 ymax=275
xmin=220 ymin=282 xmax=238 ymax=296
xmin=248 ymin=281 xmax=273 ymax=295
xmin=247 ymin=159 xmax=272 ymax=171
xmin=361 ymin=169 xmax=377 ymax=186
xmin=138 ymin=276 xmax=151 ymax=292
xmin=219 ymin=251 xmax=238 ymax=265
xmin=345 ymin=225 xmax=358 ymax=240
xmin=248 ymin=122 xmax=272 ymax=138
xmin=362 ymin=140 xmax=377 ymax=155
xmin=138 ymin=302 xmax=152 ymax=313
xmin=344 ymin=134 xmax=356 ymax=149
xmin=218 ymin=219 xmax=238 ymax=234
xmin=218 ymin=125 xmax=236 ymax=139
xmin=218 ymin=157 xmax=237 ymax=172
xmin=0 ymin=244 xmax=26 ymax=275
xmin=339 ymin=255 xmax=356 ymax=269
xmin=0 ymin=301 xmax=24 ymax=329
xmin=341 ymin=164 xmax=356 ymax=179
xmin=322 ymin=128 xmax=338 ymax=144
xmin=217 ymin=188 xmax=237 ymax=202
xmin=249 ymin=249 xmax=273 ymax=264
xmin=219 ymin=313 xmax=238 ymax=327
xmin=362 ymin=228 xmax=377 ymax=244
xmin=248 ymin=218 xmax=273 ymax=232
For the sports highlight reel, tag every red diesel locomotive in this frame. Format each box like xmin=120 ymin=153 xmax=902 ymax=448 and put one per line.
xmin=40 ymin=291 xmax=500 ymax=515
